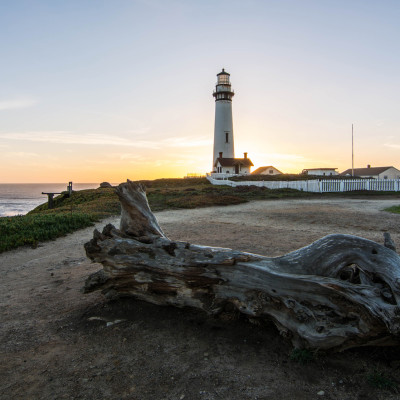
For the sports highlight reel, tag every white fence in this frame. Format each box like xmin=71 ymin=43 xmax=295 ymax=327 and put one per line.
xmin=206 ymin=174 xmax=400 ymax=193
xmin=210 ymin=173 xmax=251 ymax=179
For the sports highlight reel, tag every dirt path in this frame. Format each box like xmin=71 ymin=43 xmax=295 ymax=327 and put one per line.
xmin=1 ymin=198 xmax=400 ymax=400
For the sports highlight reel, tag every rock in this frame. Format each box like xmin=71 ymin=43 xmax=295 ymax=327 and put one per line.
xmin=99 ymin=182 xmax=113 ymax=188
xmin=106 ymin=319 xmax=125 ymax=327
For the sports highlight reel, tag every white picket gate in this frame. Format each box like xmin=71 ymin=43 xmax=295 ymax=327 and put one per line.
xmin=206 ymin=174 xmax=400 ymax=193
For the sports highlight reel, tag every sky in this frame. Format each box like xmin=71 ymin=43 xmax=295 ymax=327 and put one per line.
xmin=1 ymin=0 xmax=399 ymax=183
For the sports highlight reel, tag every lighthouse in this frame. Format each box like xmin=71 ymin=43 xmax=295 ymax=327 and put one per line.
xmin=211 ymin=69 xmax=254 ymax=175
xmin=212 ymin=69 xmax=235 ymax=167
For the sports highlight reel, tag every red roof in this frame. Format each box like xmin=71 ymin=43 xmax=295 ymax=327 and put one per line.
xmin=214 ymin=157 xmax=254 ymax=167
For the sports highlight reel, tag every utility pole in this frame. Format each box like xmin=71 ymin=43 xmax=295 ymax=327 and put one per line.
xmin=352 ymin=124 xmax=354 ymax=177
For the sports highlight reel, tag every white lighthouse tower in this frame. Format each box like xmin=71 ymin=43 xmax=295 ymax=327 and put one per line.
xmin=212 ymin=69 xmax=235 ymax=167
xmin=211 ymin=69 xmax=253 ymax=176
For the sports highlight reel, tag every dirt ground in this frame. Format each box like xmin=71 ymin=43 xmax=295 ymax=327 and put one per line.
xmin=1 ymin=197 xmax=400 ymax=400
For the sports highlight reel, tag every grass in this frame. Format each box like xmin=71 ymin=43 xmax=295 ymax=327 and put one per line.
xmin=367 ymin=370 xmax=398 ymax=391
xmin=146 ymin=182 xmax=313 ymax=211
xmin=385 ymin=205 xmax=400 ymax=214
xmin=29 ymin=187 xmax=120 ymax=218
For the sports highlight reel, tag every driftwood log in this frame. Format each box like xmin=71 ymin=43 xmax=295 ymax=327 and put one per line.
xmin=84 ymin=180 xmax=400 ymax=351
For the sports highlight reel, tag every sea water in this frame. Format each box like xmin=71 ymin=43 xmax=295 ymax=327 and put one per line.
xmin=0 ymin=183 xmax=100 ymax=217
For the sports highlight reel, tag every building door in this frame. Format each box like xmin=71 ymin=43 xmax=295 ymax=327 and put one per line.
xmin=235 ymin=165 xmax=239 ymax=174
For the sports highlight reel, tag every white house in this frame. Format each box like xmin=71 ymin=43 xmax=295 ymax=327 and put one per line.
xmin=214 ymin=152 xmax=253 ymax=175
xmin=302 ymin=168 xmax=339 ymax=176
xmin=252 ymin=166 xmax=283 ymax=176
xmin=340 ymin=165 xmax=400 ymax=179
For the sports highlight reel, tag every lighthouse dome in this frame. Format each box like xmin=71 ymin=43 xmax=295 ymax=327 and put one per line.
xmin=217 ymin=68 xmax=230 ymax=76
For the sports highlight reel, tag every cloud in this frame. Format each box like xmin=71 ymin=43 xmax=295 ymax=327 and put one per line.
xmin=384 ymin=143 xmax=400 ymax=149
xmin=0 ymin=98 xmax=37 ymax=111
xmin=6 ymin=152 xmax=39 ymax=158
xmin=0 ymin=131 xmax=160 ymax=148
xmin=0 ymin=131 xmax=212 ymax=149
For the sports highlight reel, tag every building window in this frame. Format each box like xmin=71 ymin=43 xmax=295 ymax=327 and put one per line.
xmin=384 ymin=175 xmax=388 ymax=179
xmin=225 ymin=132 xmax=229 ymax=143
xmin=269 ymin=170 xmax=273 ymax=174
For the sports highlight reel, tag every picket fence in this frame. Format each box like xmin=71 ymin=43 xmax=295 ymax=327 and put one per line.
xmin=206 ymin=174 xmax=400 ymax=193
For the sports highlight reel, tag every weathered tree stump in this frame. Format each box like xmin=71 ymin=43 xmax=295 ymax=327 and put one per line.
xmin=84 ymin=180 xmax=400 ymax=351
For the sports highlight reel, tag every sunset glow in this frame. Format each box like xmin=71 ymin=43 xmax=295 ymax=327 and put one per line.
xmin=1 ymin=1 xmax=399 ymax=183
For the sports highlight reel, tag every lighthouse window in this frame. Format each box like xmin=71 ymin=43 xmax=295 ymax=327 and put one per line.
xmin=218 ymin=75 xmax=230 ymax=85
xmin=225 ymin=132 xmax=229 ymax=143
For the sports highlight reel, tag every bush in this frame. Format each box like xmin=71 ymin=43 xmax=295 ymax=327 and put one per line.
xmin=0 ymin=213 xmax=95 ymax=253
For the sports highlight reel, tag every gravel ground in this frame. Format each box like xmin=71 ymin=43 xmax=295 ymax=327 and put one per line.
xmin=1 ymin=197 xmax=400 ymax=400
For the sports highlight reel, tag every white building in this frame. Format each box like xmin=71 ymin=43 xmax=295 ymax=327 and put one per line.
xmin=211 ymin=69 xmax=253 ymax=175
xmin=302 ymin=168 xmax=339 ymax=176
xmin=341 ymin=165 xmax=400 ymax=179
xmin=214 ymin=152 xmax=253 ymax=175
xmin=252 ymin=166 xmax=283 ymax=176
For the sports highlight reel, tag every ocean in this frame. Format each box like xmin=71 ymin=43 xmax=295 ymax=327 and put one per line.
xmin=0 ymin=183 xmax=101 ymax=217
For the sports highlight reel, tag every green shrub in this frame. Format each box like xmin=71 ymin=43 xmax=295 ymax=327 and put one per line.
xmin=0 ymin=213 xmax=95 ymax=253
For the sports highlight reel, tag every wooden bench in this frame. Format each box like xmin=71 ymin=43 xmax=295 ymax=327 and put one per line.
xmin=42 ymin=182 xmax=73 ymax=209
